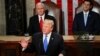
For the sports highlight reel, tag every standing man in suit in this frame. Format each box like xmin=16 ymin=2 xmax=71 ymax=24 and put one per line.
xmin=28 ymin=2 xmax=56 ymax=36
xmin=73 ymin=0 xmax=100 ymax=35
xmin=20 ymin=19 xmax=65 ymax=56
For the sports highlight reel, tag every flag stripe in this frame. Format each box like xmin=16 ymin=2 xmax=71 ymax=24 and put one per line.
xmin=62 ymin=0 xmax=68 ymax=35
xmin=35 ymin=0 xmax=40 ymax=4
xmin=68 ymin=0 xmax=73 ymax=35
xmin=57 ymin=0 xmax=62 ymax=8
xmin=78 ymin=0 xmax=83 ymax=5
xmin=46 ymin=0 xmax=51 ymax=2
xmin=73 ymin=0 xmax=78 ymax=19
xmin=56 ymin=0 xmax=62 ymax=33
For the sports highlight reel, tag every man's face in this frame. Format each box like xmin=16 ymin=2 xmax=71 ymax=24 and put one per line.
xmin=36 ymin=4 xmax=45 ymax=16
xmin=42 ymin=21 xmax=53 ymax=34
xmin=82 ymin=1 xmax=92 ymax=12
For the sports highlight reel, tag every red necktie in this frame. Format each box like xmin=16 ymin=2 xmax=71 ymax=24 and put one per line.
xmin=40 ymin=17 xmax=43 ymax=30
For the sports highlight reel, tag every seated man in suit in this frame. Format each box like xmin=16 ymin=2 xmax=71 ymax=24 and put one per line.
xmin=73 ymin=0 xmax=100 ymax=35
xmin=20 ymin=19 xmax=65 ymax=56
xmin=27 ymin=2 xmax=57 ymax=36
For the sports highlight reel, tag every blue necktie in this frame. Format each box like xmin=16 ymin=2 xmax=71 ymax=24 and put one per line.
xmin=43 ymin=35 xmax=48 ymax=52
xmin=84 ymin=14 xmax=88 ymax=26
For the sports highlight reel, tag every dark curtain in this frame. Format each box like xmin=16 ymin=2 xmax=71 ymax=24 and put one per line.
xmin=5 ymin=0 xmax=27 ymax=35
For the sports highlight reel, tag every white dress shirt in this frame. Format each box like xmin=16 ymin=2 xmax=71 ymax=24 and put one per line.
xmin=38 ymin=14 xmax=45 ymax=23
xmin=83 ymin=11 xmax=89 ymax=26
xmin=43 ymin=32 xmax=52 ymax=44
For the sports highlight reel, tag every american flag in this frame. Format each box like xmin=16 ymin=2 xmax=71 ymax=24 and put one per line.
xmin=34 ymin=0 xmax=84 ymax=35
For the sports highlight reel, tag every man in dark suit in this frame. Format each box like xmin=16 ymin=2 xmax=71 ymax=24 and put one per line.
xmin=20 ymin=19 xmax=65 ymax=56
xmin=28 ymin=2 xmax=56 ymax=36
xmin=73 ymin=0 xmax=100 ymax=35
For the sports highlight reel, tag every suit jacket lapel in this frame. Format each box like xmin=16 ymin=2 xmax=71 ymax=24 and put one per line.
xmin=36 ymin=15 xmax=42 ymax=31
xmin=36 ymin=15 xmax=40 ymax=26
xmin=86 ymin=12 xmax=92 ymax=28
xmin=39 ymin=33 xmax=45 ymax=54
xmin=81 ymin=12 xmax=86 ymax=28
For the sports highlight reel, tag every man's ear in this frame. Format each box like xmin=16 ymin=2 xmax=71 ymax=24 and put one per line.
xmin=51 ymin=26 xmax=53 ymax=31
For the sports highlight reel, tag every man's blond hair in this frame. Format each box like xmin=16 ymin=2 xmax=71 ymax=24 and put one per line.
xmin=44 ymin=19 xmax=54 ymax=28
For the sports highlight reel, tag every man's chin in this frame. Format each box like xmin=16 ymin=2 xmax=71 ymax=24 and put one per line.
xmin=43 ymin=32 xmax=46 ymax=34
xmin=43 ymin=32 xmax=48 ymax=34
xmin=84 ymin=9 xmax=89 ymax=12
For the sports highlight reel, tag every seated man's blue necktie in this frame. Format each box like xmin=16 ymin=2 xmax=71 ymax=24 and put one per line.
xmin=43 ymin=35 xmax=48 ymax=52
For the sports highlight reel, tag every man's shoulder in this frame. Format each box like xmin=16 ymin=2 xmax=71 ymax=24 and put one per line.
xmin=32 ymin=32 xmax=42 ymax=40
xmin=30 ymin=15 xmax=38 ymax=20
xmin=90 ymin=11 xmax=100 ymax=15
xmin=51 ymin=32 xmax=63 ymax=42
xmin=52 ymin=32 xmax=60 ymax=35
xmin=52 ymin=32 xmax=62 ymax=38
xmin=74 ymin=12 xmax=83 ymax=19
xmin=33 ymin=32 xmax=42 ymax=36
xmin=76 ymin=12 xmax=83 ymax=15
